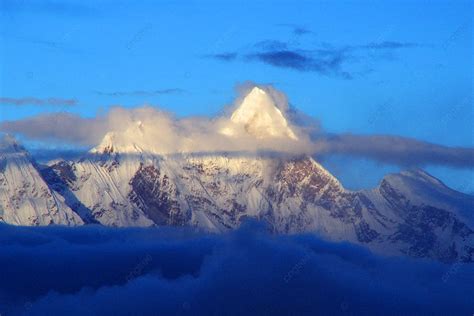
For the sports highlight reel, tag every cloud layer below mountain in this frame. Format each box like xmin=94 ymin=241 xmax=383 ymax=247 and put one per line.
xmin=0 ymin=221 xmax=472 ymax=315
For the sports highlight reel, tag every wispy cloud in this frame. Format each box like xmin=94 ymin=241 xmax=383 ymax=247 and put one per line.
xmin=207 ymin=39 xmax=422 ymax=79
xmin=357 ymin=41 xmax=421 ymax=50
xmin=277 ymin=24 xmax=312 ymax=35
xmin=207 ymin=48 xmax=350 ymax=78
xmin=247 ymin=50 xmax=313 ymax=70
xmin=205 ymin=52 xmax=238 ymax=61
xmin=246 ymin=49 xmax=351 ymax=78
xmin=0 ymin=0 xmax=97 ymax=17
xmin=0 ymin=97 xmax=77 ymax=106
xmin=2 ymin=31 xmax=84 ymax=55
xmin=93 ymin=89 xmax=185 ymax=97
xmin=253 ymin=40 xmax=289 ymax=51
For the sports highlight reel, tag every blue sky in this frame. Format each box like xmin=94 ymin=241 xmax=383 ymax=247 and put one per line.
xmin=0 ymin=0 xmax=472 ymax=191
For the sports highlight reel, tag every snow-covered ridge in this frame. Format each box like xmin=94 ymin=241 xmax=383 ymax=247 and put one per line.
xmin=90 ymin=121 xmax=149 ymax=155
xmin=0 ymin=134 xmax=83 ymax=226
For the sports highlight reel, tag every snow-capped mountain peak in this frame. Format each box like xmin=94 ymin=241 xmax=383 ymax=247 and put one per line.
xmin=221 ymin=87 xmax=298 ymax=140
xmin=91 ymin=86 xmax=301 ymax=156
xmin=90 ymin=120 xmax=150 ymax=155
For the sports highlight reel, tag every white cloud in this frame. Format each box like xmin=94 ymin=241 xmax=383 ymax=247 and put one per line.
xmin=1 ymin=84 xmax=473 ymax=168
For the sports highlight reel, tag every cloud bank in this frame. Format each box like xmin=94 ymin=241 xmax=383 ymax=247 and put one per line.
xmin=0 ymin=112 xmax=106 ymax=145
xmin=314 ymin=134 xmax=474 ymax=169
xmin=0 ymin=221 xmax=472 ymax=315
xmin=0 ymin=84 xmax=472 ymax=168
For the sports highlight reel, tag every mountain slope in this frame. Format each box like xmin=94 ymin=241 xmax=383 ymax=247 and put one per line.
xmin=1 ymin=87 xmax=473 ymax=262
xmin=365 ymin=171 xmax=474 ymax=260
xmin=0 ymin=135 xmax=83 ymax=226
xmin=40 ymin=150 xmax=474 ymax=262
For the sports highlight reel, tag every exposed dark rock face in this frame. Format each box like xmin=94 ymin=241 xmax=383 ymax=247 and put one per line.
xmin=40 ymin=163 xmax=97 ymax=224
xmin=379 ymin=177 xmax=474 ymax=262
xmin=128 ymin=164 xmax=187 ymax=226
